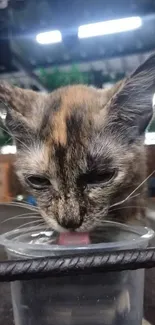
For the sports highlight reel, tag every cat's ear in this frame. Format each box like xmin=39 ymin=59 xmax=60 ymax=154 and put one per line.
xmin=0 ymin=82 xmax=38 ymax=119
xmin=0 ymin=82 xmax=46 ymax=137
xmin=101 ymin=54 xmax=155 ymax=142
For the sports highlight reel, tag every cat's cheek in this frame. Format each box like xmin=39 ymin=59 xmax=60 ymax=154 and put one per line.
xmin=87 ymin=187 xmax=105 ymax=199
xmin=79 ymin=208 xmax=109 ymax=231
xmin=87 ymin=188 xmax=109 ymax=208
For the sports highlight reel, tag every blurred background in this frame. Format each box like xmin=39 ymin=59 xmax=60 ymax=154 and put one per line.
xmin=0 ymin=0 xmax=155 ymax=324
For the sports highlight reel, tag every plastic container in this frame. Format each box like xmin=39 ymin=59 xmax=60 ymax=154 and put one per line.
xmin=0 ymin=222 xmax=154 ymax=325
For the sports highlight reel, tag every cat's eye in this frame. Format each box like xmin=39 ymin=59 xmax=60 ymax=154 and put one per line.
xmin=26 ymin=175 xmax=51 ymax=189
xmin=79 ymin=169 xmax=116 ymax=188
xmin=87 ymin=170 xmax=116 ymax=185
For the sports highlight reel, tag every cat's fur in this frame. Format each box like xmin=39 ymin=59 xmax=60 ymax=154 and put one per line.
xmin=0 ymin=54 xmax=155 ymax=232
xmin=0 ymin=55 xmax=155 ymax=325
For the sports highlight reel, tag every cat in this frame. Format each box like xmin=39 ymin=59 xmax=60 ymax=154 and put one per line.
xmin=0 ymin=54 xmax=154 ymax=233
xmin=0 ymin=54 xmax=155 ymax=325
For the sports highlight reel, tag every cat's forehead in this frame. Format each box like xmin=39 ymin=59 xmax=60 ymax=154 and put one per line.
xmin=16 ymin=85 xmax=118 ymax=175
xmin=15 ymin=86 xmax=98 ymax=173
xmin=51 ymin=84 xmax=98 ymax=108
xmin=42 ymin=85 xmax=99 ymax=146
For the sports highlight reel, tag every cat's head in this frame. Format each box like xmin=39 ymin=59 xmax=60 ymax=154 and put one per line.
xmin=0 ymin=54 xmax=155 ymax=232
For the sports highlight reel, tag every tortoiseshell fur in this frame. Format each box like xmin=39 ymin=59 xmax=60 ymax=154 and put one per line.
xmin=0 ymin=55 xmax=155 ymax=232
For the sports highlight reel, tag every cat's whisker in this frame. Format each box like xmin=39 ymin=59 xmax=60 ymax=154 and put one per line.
xmin=95 ymin=193 xmax=141 ymax=218
xmin=15 ymin=219 xmax=46 ymax=230
xmin=112 ymin=192 xmax=141 ymax=206
xmin=109 ymin=205 xmax=149 ymax=213
xmin=43 ymin=226 xmax=52 ymax=232
xmin=109 ymin=170 xmax=155 ymax=209
xmin=0 ymin=201 xmax=37 ymax=208
xmin=0 ymin=124 xmax=31 ymax=153
xmin=0 ymin=125 xmax=12 ymax=137
xmin=12 ymin=223 xmax=47 ymax=233
xmin=0 ymin=202 xmax=39 ymax=211
xmin=1 ymin=213 xmax=41 ymax=224
xmin=109 ymin=193 xmax=141 ymax=211
xmin=4 ymin=137 xmax=12 ymax=146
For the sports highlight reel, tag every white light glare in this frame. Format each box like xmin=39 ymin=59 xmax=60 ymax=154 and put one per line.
xmin=1 ymin=145 xmax=17 ymax=154
xmin=153 ymin=93 xmax=155 ymax=108
xmin=145 ymin=132 xmax=155 ymax=145
xmin=78 ymin=16 xmax=142 ymax=39
xmin=0 ymin=111 xmax=6 ymax=120
xmin=36 ymin=30 xmax=62 ymax=45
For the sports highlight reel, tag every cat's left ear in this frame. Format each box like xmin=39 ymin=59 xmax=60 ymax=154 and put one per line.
xmin=102 ymin=54 xmax=155 ymax=141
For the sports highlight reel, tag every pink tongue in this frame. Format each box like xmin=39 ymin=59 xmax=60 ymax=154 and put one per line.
xmin=58 ymin=232 xmax=90 ymax=245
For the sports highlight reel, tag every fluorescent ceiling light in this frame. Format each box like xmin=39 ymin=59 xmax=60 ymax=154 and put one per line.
xmin=36 ymin=30 xmax=62 ymax=44
xmin=78 ymin=16 xmax=142 ymax=39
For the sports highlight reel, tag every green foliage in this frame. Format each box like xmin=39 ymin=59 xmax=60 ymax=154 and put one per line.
xmin=39 ymin=65 xmax=91 ymax=90
xmin=39 ymin=65 xmax=126 ymax=91
xmin=0 ymin=121 xmax=12 ymax=146
xmin=147 ymin=119 xmax=155 ymax=132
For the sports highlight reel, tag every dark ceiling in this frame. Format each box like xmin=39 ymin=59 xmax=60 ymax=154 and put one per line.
xmin=0 ymin=0 xmax=155 ymax=73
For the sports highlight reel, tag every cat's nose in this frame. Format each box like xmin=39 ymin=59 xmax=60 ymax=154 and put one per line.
xmin=58 ymin=216 xmax=83 ymax=230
